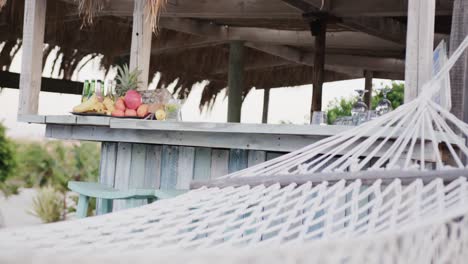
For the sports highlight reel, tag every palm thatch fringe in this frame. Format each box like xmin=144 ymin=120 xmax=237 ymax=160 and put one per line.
xmin=75 ymin=0 xmax=104 ymax=27
xmin=0 ymin=0 xmax=352 ymax=109
xmin=146 ymin=0 xmax=166 ymax=32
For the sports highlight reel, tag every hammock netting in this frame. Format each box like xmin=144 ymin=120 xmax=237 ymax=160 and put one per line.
xmin=0 ymin=37 xmax=467 ymax=264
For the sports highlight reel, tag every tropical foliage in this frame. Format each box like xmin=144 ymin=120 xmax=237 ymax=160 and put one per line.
xmin=326 ymin=82 xmax=405 ymax=124
xmin=0 ymin=124 xmax=101 ymax=222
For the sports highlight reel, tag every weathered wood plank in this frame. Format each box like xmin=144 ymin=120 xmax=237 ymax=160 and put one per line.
xmin=404 ymin=0 xmax=436 ymax=102
xmin=193 ymin=147 xmax=212 ymax=181
xmin=46 ymin=115 xmax=77 ymax=124
xmin=96 ymin=142 xmax=117 ymax=215
xmin=248 ymin=150 xmax=266 ymax=167
xmin=127 ymin=143 xmax=147 ymax=207
xmin=227 ymin=41 xmax=244 ymax=123
xmin=363 ymin=70 xmax=373 ymax=107
xmin=110 ymin=119 xmax=348 ymax=136
xmin=144 ymin=145 xmax=162 ymax=189
xmin=267 ymin=152 xmax=285 ymax=161
xmin=229 ymin=149 xmax=249 ymax=173
xmin=17 ymin=114 xmax=46 ymax=124
xmin=18 ymin=0 xmax=46 ymax=115
xmin=310 ymin=16 xmax=327 ymax=113
xmin=45 ymin=124 xmax=448 ymax=158
xmin=211 ymin=149 xmax=229 ymax=178
xmin=129 ymin=0 xmax=152 ymax=89
xmin=113 ymin=143 xmax=132 ymax=211
xmin=160 ymin=145 xmax=179 ymax=189
xmin=262 ymin=88 xmax=270 ymax=124
xmin=76 ymin=116 xmax=111 ymax=126
xmin=129 ymin=144 xmax=147 ymax=188
xmin=99 ymin=142 xmax=117 ymax=187
xmin=177 ymin=147 xmax=195 ymax=189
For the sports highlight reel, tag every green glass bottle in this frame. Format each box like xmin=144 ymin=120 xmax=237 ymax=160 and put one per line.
xmin=81 ymin=80 xmax=90 ymax=102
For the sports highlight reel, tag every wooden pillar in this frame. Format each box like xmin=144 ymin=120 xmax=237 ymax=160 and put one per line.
xmin=227 ymin=41 xmax=245 ymax=123
xmin=130 ymin=0 xmax=153 ymax=90
xmin=449 ymin=0 xmax=468 ymax=121
xmin=404 ymin=0 xmax=436 ymax=102
xmin=364 ymin=70 xmax=373 ymax=107
xmin=262 ymin=88 xmax=270 ymax=123
xmin=18 ymin=0 xmax=47 ymax=116
xmin=310 ymin=15 xmax=327 ymax=117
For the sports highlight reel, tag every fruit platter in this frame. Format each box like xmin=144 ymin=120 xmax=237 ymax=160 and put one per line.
xmin=72 ymin=65 xmax=182 ymax=121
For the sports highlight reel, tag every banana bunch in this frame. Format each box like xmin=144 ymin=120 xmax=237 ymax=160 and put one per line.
xmin=73 ymin=95 xmax=115 ymax=115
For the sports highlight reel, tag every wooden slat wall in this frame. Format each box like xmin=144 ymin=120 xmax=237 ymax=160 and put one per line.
xmin=96 ymin=142 xmax=287 ymax=213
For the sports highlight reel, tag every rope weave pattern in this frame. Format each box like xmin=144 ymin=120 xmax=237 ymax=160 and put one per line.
xmin=1 ymin=177 xmax=468 ymax=264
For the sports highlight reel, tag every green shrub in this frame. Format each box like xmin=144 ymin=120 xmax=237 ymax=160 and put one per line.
xmin=14 ymin=141 xmax=100 ymax=190
xmin=0 ymin=123 xmax=16 ymax=184
xmin=30 ymin=186 xmax=65 ymax=223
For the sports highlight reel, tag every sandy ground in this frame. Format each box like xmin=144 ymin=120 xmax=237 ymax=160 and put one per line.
xmin=0 ymin=188 xmax=42 ymax=228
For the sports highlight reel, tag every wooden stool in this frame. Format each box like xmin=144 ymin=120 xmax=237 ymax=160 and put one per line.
xmin=68 ymin=181 xmax=186 ymax=218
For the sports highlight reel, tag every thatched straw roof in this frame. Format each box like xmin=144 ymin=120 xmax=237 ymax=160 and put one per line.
xmin=0 ymin=0 xmax=453 ymax=107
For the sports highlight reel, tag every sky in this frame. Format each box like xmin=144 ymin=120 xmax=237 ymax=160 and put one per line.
xmin=0 ymin=47 xmax=394 ymax=139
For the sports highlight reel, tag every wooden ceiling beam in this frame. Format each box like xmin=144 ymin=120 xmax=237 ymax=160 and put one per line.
xmin=160 ymin=18 xmax=405 ymax=75
xmin=160 ymin=18 xmax=402 ymax=51
xmin=0 ymin=71 xmax=83 ymax=95
xmin=61 ymin=0 xmax=452 ymax=18
xmin=280 ymin=0 xmax=407 ymax=45
xmin=152 ymin=39 xmax=225 ymax=55
xmin=62 ymin=0 xmax=302 ymax=19
xmin=331 ymin=0 xmax=453 ymax=17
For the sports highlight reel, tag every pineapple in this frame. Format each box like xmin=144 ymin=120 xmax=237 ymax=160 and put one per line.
xmin=115 ymin=64 xmax=142 ymax=97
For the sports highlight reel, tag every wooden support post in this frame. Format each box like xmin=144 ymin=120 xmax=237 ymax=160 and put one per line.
xmin=449 ymin=0 xmax=468 ymax=121
xmin=310 ymin=15 xmax=327 ymax=118
xmin=130 ymin=0 xmax=153 ymax=90
xmin=18 ymin=0 xmax=47 ymax=116
xmin=227 ymin=41 xmax=245 ymax=123
xmin=262 ymin=88 xmax=270 ymax=123
xmin=364 ymin=70 xmax=373 ymax=107
xmin=404 ymin=0 xmax=436 ymax=102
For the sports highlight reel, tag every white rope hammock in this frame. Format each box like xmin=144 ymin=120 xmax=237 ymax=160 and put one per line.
xmin=0 ymin=36 xmax=467 ymax=264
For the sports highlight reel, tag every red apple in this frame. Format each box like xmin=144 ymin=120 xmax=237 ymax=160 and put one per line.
xmin=137 ymin=104 xmax=149 ymax=117
xmin=124 ymin=90 xmax=142 ymax=110
xmin=125 ymin=109 xmax=137 ymax=117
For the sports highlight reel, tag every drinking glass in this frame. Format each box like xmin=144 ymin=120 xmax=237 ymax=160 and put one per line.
xmin=351 ymin=89 xmax=368 ymax=125
xmin=376 ymin=88 xmax=393 ymax=116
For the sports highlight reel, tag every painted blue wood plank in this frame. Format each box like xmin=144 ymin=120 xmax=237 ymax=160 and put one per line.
xmin=193 ymin=147 xmax=212 ymax=181
xmin=97 ymin=142 xmax=117 ymax=215
xmin=129 ymin=144 xmax=147 ymax=189
xmin=266 ymin=151 xmax=285 ymax=161
xmin=228 ymin=149 xmax=249 ymax=173
xmin=160 ymin=145 xmax=179 ymax=189
xmin=248 ymin=150 xmax=266 ymax=167
xmin=113 ymin=143 xmax=133 ymax=211
xmin=144 ymin=145 xmax=162 ymax=189
xmin=211 ymin=149 xmax=229 ymax=178
xmin=128 ymin=144 xmax=147 ymax=208
xmin=177 ymin=147 xmax=195 ymax=189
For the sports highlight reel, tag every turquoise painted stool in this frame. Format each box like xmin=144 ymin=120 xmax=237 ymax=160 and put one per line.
xmin=68 ymin=181 xmax=186 ymax=218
